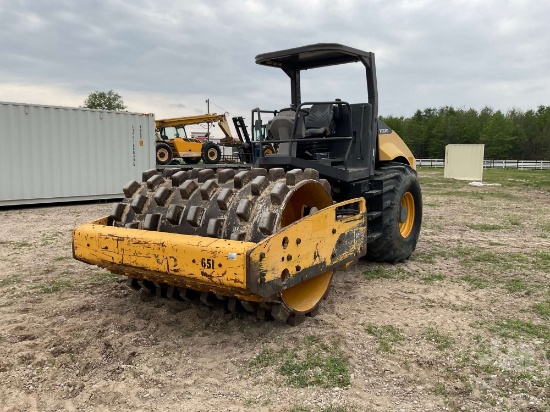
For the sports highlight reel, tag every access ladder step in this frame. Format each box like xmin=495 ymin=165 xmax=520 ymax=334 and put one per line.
xmin=364 ymin=189 xmax=382 ymax=199
xmin=367 ymin=211 xmax=382 ymax=220
xmin=367 ymin=232 xmax=382 ymax=243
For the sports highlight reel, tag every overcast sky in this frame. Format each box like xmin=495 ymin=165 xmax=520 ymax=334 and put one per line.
xmin=1 ymin=0 xmax=548 ymax=136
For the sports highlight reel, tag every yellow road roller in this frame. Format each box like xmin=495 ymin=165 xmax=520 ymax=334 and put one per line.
xmin=73 ymin=44 xmax=422 ymax=325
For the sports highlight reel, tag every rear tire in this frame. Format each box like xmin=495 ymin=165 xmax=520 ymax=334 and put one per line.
xmin=366 ymin=163 xmax=422 ymax=263
xmin=156 ymin=142 xmax=173 ymax=165
xmin=202 ymin=142 xmax=222 ymax=164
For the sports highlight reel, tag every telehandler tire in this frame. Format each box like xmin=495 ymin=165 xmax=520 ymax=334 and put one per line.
xmin=366 ymin=163 xmax=422 ymax=263
xmin=156 ymin=142 xmax=173 ymax=165
xmin=202 ymin=142 xmax=222 ymax=164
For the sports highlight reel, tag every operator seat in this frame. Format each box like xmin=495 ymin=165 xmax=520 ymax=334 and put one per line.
xmin=266 ymin=110 xmax=296 ymax=155
xmin=304 ymin=104 xmax=335 ymax=137
xmin=267 ymin=110 xmax=295 ymax=141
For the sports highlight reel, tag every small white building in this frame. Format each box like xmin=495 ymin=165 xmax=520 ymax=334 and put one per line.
xmin=444 ymin=144 xmax=485 ymax=181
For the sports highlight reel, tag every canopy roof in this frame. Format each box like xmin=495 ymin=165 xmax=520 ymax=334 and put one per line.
xmin=255 ymin=43 xmax=373 ymax=70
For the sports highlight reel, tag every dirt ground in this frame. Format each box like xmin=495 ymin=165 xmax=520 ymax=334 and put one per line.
xmin=0 ymin=169 xmax=549 ymax=412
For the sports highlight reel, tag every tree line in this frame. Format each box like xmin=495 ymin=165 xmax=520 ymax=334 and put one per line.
xmin=381 ymin=106 xmax=550 ymax=160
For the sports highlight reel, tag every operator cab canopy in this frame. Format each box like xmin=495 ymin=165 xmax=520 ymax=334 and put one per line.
xmin=255 ymin=43 xmax=374 ymax=70
xmin=254 ymin=43 xmax=377 ymax=112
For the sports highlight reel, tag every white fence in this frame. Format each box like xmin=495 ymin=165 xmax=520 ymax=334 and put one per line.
xmin=417 ymin=159 xmax=550 ymax=170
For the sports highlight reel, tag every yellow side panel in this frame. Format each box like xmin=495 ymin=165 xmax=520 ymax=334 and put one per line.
xmin=73 ymin=218 xmax=254 ymax=290
xmin=249 ymin=198 xmax=367 ymax=284
xmin=171 ymin=138 xmax=203 ymax=154
xmin=378 ymin=131 xmax=417 ymax=170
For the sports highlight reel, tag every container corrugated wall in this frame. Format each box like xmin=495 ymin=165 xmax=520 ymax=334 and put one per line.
xmin=0 ymin=102 xmax=155 ymax=206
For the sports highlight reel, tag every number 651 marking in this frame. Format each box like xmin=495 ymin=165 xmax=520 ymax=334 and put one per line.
xmin=201 ymin=258 xmax=214 ymax=269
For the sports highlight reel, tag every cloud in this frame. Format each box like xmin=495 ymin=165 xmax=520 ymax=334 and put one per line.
xmin=0 ymin=0 xmax=549 ymax=120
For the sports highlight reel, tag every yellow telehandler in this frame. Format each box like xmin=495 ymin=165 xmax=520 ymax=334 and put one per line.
xmin=155 ymin=113 xmax=237 ymax=165
xmin=73 ymin=44 xmax=422 ymax=325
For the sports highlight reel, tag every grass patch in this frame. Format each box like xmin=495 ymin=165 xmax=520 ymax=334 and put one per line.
xmin=483 ymin=169 xmax=550 ymax=191
xmin=364 ymin=324 xmax=405 ymax=352
xmin=452 ymin=335 xmax=550 ymax=408
xmin=0 ymin=275 xmax=20 ymax=288
xmin=250 ymin=348 xmax=279 ymax=368
xmin=243 ymin=397 xmax=255 ymax=406
xmin=422 ymin=326 xmax=454 ymax=350
xmin=420 ymin=168 xmax=550 ymax=192
xmin=14 ymin=241 xmax=32 ymax=248
xmin=430 ymin=190 xmax=474 ymax=198
xmin=534 ymin=251 xmax=550 ymax=271
xmin=58 ymin=270 xmax=73 ymax=276
xmin=419 ymin=273 xmax=446 ymax=284
xmin=31 ymin=280 xmax=72 ymax=294
xmin=467 ymin=223 xmax=506 ymax=231
xmin=450 ymin=245 xmax=479 ymax=260
xmin=76 ymin=272 xmax=122 ymax=287
xmin=532 ymin=299 xmax=550 ymax=320
xmin=477 ymin=319 xmax=550 ymax=341
xmin=435 ymin=190 xmax=516 ymax=200
xmin=250 ymin=336 xmax=350 ymax=388
xmin=418 ymin=174 xmax=465 ymax=188
xmin=279 ymin=349 xmax=349 ymax=388
xmin=289 ymin=407 xmax=349 ymax=412
xmin=414 ymin=244 xmax=489 ymax=264
xmin=362 ymin=266 xmax=396 ymax=281
xmin=469 ymin=251 xmax=500 ymax=263
xmin=455 ymin=248 xmax=533 ymax=273
xmin=448 ymin=303 xmax=473 ymax=312
xmin=508 ymin=217 xmax=523 ymax=226
xmin=502 ymin=278 xmax=531 ymax=293
xmin=477 ymin=191 xmax=517 ymax=200
xmin=460 ymin=275 xmax=489 ymax=289
xmin=458 ymin=246 xmax=550 ymax=274
xmin=93 ymin=272 xmax=121 ymax=280
xmin=433 ymin=381 xmax=448 ymax=396
xmin=411 ymin=251 xmax=438 ymax=264
xmin=41 ymin=233 xmax=59 ymax=246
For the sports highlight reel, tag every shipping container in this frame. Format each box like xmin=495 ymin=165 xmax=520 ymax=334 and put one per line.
xmin=0 ymin=101 xmax=155 ymax=206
